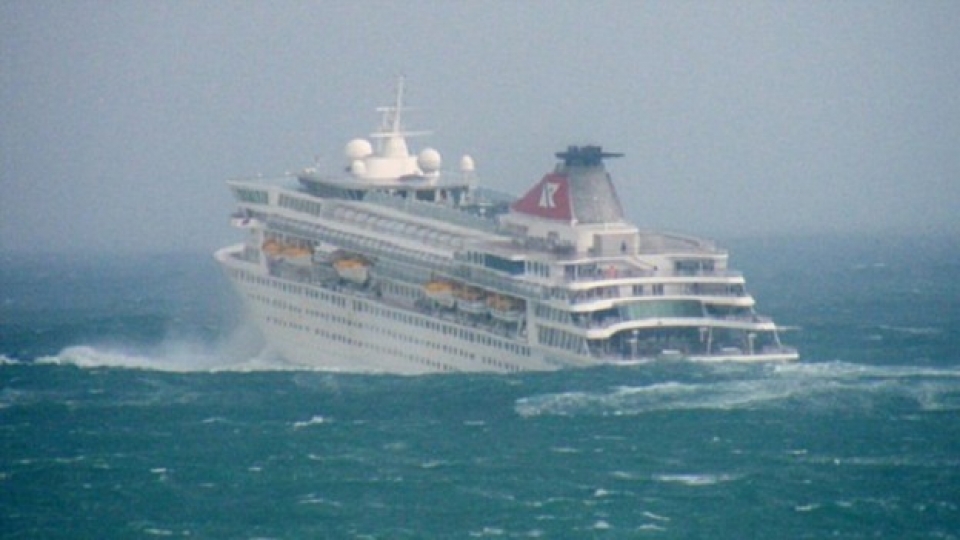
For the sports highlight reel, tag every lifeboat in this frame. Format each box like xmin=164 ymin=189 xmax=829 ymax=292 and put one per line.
xmin=281 ymin=245 xmax=311 ymax=257
xmin=281 ymin=245 xmax=313 ymax=266
xmin=333 ymin=257 xmax=370 ymax=284
xmin=455 ymin=286 xmax=487 ymax=316
xmin=261 ymin=239 xmax=283 ymax=256
xmin=262 ymin=239 xmax=313 ymax=265
xmin=423 ymin=280 xmax=457 ymax=309
xmin=488 ymin=295 xmax=524 ymax=323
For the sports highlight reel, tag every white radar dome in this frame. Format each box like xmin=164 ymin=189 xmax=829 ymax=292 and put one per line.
xmin=418 ymin=148 xmax=442 ymax=172
xmin=350 ymin=160 xmax=367 ymax=176
xmin=460 ymin=154 xmax=475 ymax=172
xmin=345 ymin=138 xmax=373 ymax=161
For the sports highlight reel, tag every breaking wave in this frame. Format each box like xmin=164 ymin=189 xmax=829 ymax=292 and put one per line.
xmin=0 ymin=354 xmax=21 ymax=366
xmin=652 ymin=473 xmax=741 ymax=486
xmin=27 ymin=343 xmax=310 ymax=373
xmin=515 ymin=361 xmax=960 ymax=417
xmin=4 ymin=316 xmax=320 ymax=372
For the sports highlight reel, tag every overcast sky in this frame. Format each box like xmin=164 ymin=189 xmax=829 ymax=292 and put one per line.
xmin=2 ymin=1 xmax=958 ymax=253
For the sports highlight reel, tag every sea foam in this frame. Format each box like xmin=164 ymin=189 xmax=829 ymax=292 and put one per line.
xmin=515 ymin=361 xmax=960 ymax=417
xmin=30 ymin=343 xmax=304 ymax=373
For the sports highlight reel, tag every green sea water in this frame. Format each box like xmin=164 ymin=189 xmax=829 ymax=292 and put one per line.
xmin=2 ymin=236 xmax=959 ymax=538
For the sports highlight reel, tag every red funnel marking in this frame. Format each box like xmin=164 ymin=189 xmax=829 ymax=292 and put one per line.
xmin=510 ymin=173 xmax=572 ymax=221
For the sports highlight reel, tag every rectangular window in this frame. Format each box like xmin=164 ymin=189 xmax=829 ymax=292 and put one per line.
xmin=484 ymin=254 xmax=525 ymax=275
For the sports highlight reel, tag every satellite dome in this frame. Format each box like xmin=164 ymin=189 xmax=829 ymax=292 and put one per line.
xmin=345 ymin=138 xmax=372 ymax=161
xmin=418 ymin=148 xmax=442 ymax=172
xmin=460 ymin=154 xmax=475 ymax=172
xmin=350 ymin=159 xmax=367 ymax=176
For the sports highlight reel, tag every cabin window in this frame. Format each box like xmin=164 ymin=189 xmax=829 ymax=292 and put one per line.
xmin=484 ymin=254 xmax=524 ymax=275
xmin=236 ymin=188 xmax=268 ymax=204
xmin=618 ymin=299 xmax=704 ymax=320
xmin=674 ymin=259 xmax=716 ymax=274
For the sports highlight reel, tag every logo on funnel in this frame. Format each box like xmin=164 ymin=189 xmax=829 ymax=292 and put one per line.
xmin=539 ymin=182 xmax=559 ymax=208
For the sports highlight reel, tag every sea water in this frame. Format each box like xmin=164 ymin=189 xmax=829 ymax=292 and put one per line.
xmin=2 ymin=236 xmax=958 ymax=538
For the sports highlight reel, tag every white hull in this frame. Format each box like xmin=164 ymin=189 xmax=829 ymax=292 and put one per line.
xmin=218 ymin=247 xmax=573 ymax=374
xmin=217 ymin=247 xmax=797 ymax=374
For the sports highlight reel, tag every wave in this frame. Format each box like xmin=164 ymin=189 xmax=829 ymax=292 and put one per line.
xmin=652 ymin=473 xmax=741 ymax=486
xmin=515 ymin=380 xmax=796 ymax=417
xmin=875 ymin=325 xmax=943 ymax=336
xmin=25 ymin=343 xmax=306 ymax=373
xmin=515 ymin=361 xmax=960 ymax=417
xmin=0 ymin=354 xmax=21 ymax=366
xmin=2 ymin=316 xmax=322 ymax=373
xmin=292 ymin=415 xmax=328 ymax=429
xmin=770 ymin=360 xmax=960 ymax=380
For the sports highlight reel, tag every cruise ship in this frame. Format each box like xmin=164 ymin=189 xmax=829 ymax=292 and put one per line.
xmin=215 ymin=80 xmax=798 ymax=374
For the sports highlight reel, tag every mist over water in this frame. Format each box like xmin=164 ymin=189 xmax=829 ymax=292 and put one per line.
xmin=2 ymin=235 xmax=959 ymax=538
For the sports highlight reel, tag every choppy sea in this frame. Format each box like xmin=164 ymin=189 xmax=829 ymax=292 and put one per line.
xmin=2 ymin=235 xmax=959 ymax=539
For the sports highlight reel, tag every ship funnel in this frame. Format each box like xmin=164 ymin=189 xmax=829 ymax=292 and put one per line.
xmin=555 ymin=145 xmax=623 ymax=167
xmin=509 ymin=144 xmax=626 ymax=224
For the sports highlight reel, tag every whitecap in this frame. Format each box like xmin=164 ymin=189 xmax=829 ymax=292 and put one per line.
xmin=517 ymin=360 xmax=960 ymax=417
xmin=298 ymin=494 xmax=342 ymax=507
xmin=652 ymin=473 xmax=740 ymax=486
xmin=292 ymin=415 xmax=327 ymax=429
xmin=0 ymin=354 xmax=20 ymax=366
xmin=469 ymin=526 xmax=505 ymax=537
xmin=771 ymin=360 xmax=960 ymax=380
xmin=29 ymin=339 xmax=315 ymax=373
xmin=516 ymin=378 xmax=799 ymax=417
xmin=877 ymin=325 xmax=942 ymax=336
xmin=35 ymin=345 xmax=235 ymax=373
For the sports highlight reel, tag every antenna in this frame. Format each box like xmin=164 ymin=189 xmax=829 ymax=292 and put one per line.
xmin=373 ymin=76 xmax=406 ymax=136
xmin=371 ymin=76 xmax=430 ymax=141
xmin=393 ymin=76 xmax=404 ymax=133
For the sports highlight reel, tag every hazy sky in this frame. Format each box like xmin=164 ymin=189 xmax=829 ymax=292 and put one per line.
xmin=2 ymin=1 xmax=959 ymax=253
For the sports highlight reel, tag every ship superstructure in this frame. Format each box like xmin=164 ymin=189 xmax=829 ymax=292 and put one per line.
xmin=215 ymin=80 xmax=797 ymax=373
